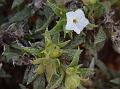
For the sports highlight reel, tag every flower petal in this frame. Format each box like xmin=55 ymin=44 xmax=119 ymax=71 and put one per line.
xmin=66 ymin=11 xmax=75 ymax=22
xmin=75 ymin=9 xmax=85 ymax=20
xmin=73 ymin=25 xmax=82 ymax=34
xmin=78 ymin=17 xmax=89 ymax=27
xmin=75 ymin=17 xmax=89 ymax=33
xmin=65 ymin=22 xmax=76 ymax=31
xmin=75 ymin=24 xmax=84 ymax=34
xmin=65 ymin=11 xmax=76 ymax=30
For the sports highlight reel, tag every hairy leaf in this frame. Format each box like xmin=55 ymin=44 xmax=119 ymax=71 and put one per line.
xmin=50 ymin=18 xmax=66 ymax=36
xmin=69 ymin=48 xmax=82 ymax=67
xmin=65 ymin=33 xmax=86 ymax=48
xmin=10 ymin=6 xmax=33 ymax=22
xmin=110 ymin=78 xmax=120 ymax=85
xmin=47 ymin=0 xmax=66 ymax=16
xmin=94 ymin=27 xmax=106 ymax=51
xmin=33 ymin=75 xmax=45 ymax=89
xmin=12 ymin=0 xmax=24 ymax=8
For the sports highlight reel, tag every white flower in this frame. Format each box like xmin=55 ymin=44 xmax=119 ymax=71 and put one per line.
xmin=65 ymin=9 xmax=89 ymax=34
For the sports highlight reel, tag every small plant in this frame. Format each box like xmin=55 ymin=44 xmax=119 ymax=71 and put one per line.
xmin=0 ymin=0 xmax=120 ymax=89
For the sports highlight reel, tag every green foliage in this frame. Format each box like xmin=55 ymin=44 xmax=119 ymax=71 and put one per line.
xmin=65 ymin=32 xmax=86 ymax=48
xmin=3 ymin=44 xmax=22 ymax=62
xmin=33 ymin=75 xmax=46 ymax=89
xmin=30 ymin=30 xmax=93 ymax=88
xmin=94 ymin=26 xmax=106 ymax=51
xmin=69 ymin=48 xmax=82 ymax=67
xmin=23 ymin=65 xmax=38 ymax=85
xmin=1 ymin=0 xmax=119 ymax=89
xmin=50 ymin=18 xmax=66 ymax=36
xmin=110 ymin=78 xmax=120 ymax=85
xmin=22 ymin=47 xmax=42 ymax=57
xmin=65 ymin=72 xmax=80 ymax=89
xmin=12 ymin=0 xmax=24 ymax=9
xmin=10 ymin=6 xmax=34 ymax=22
xmin=47 ymin=0 xmax=66 ymax=16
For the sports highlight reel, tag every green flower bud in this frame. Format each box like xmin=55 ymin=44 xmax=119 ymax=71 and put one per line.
xmin=65 ymin=74 xmax=80 ymax=89
xmin=49 ymin=45 xmax=61 ymax=58
xmin=66 ymin=67 xmax=78 ymax=75
xmin=66 ymin=67 xmax=76 ymax=75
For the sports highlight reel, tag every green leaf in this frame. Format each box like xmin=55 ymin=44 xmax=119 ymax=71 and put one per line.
xmin=69 ymin=48 xmax=82 ymax=67
xmin=51 ymin=32 xmax=60 ymax=44
xmin=50 ymin=18 xmax=66 ymax=36
xmin=44 ymin=5 xmax=54 ymax=19
xmin=110 ymin=78 xmax=120 ymax=85
xmin=10 ymin=6 xmax=33 ymax=22
xmin=33 ymin=75 xmax=45 ymax=89
xmin=2 ymin=44 xmax=21 ymax=62
xmin=35 ymin=14 xmax=54 ymax=33
xmin=45 ymin=29 xmax=52 ymax=46
xmin=65 ymin=33 xmax=86 ymax=48
xmin=95 ymin=28 xmax=106 ymax=44
xmin=62 ymin=49 xmax=80 ymax=61
xmin=27 ymin=74 xmax=38 ymax=85
xmin=12 ymin=0 xmax=24 ymax=9
xmin=46 ymin=61 xmax=58 ymax=83
xmin=23 ymin=66 xmax=38 ymax=85
xmin=58 ymin=40 xmax=70 ymax=48
xmin=47 ymin=0 xmax=66 ymax=16
xmin=11 ymin=43 xmax=22 ymax=50
xmin=79 ymin=68 xmax=94 ymax=78
xmin=36 ymin=17 xmax=46 ymax=29
xmin=3 ymin=52 xmax=20 ymax=61
xmin=46 ymin=69 xmax=64 ymax=89
xmin=22 ymin=47 xmax=42 ymax=56
xmin=94 ymin=27 xmax=106 ymax=51
xmin=86 ymin=42 xmax=97 ymax=57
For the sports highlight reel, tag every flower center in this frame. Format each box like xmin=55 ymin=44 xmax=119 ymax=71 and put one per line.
xmin=73 ymin=18 xmax=77 ymax=23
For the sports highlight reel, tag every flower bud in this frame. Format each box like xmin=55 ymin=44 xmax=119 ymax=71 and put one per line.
xmin=65 ymin=74 xmax=80 ymax=89
xmin=49 ymin=45 xmax=61 ymax=58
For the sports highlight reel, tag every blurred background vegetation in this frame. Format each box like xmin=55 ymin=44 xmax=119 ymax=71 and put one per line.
xmin=0 ymin=0 xmax=120 ymax=89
